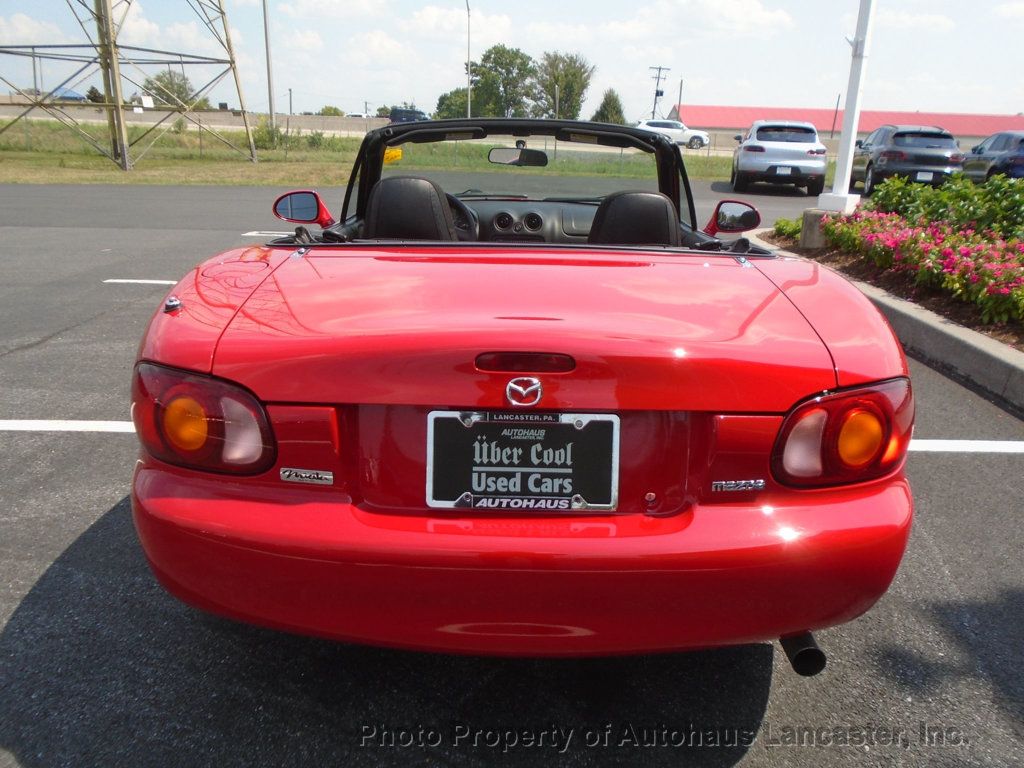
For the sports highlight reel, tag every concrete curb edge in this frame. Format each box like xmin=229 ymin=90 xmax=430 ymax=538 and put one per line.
xmin=747 ymin=227 xmax=1024 ymax=419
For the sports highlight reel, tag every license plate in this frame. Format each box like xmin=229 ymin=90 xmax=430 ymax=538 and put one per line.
xmin=426 ymin=411 xmax=620 ymax=511
xmin=776 ymin=166 xmax=792 ymax=176
xmin=915 ymin=171 xmax=934 ymax=182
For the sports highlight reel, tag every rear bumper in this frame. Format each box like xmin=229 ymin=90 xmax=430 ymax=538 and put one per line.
xmin=736 ymin=157 xmax=826 ymax=184
xmin=873 ymin=165 xmax=960 ymax=185
xmin=132 ymin=462 xmax=912 ymax=656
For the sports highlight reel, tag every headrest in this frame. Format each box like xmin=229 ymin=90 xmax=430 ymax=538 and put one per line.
xmin=364 ymin=176 xmax=457 ymax=240
xmin=588 ymin=191 xmax=681 ymax=246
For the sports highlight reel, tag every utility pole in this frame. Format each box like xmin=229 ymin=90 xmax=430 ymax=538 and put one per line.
xmin=262 ymin=0 xmax=275 ymax=130
xmin=676 ymin=79 xmax=683 ymax=120
xmin=818 ymin=0 xmax=876 ymax=212
xmin=288 ymin=87 xmax=292 ymax=115
xmin=465 ymin=0 xmax=471 ymax=118
xmin=649 ymin=65 xmax=669 ymax=119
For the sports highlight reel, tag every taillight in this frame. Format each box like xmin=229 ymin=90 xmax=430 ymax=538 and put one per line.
xmin=949 ymin=153 xmax=964 ymax=163
xmin=743 ymin=145 xmax=765 ymax=152
xmin=131 ymin=362 xmax=276 ymax=474
xmin=771 ymin=378 xmax=914 ymax=488
xmin=879 ymin=150 xmax=906 ymax=162
xmin=1010 ymin=156 xmax=1024 ymax=166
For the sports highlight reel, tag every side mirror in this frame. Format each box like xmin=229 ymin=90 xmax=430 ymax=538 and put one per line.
xmin=488 ymin=147 xmax=548 ymax=167
xmin=703 ymin=200 xmax=761 ymax=237
xmin=734 ymin=134 xmax=743 ymax=142
xmin=971 ymin=145 xmax=981 ymax=154
xmin=272 ymin=190 xmax=335 ymax=228
xmin=855 ymin=139 xmax=863 ymax=148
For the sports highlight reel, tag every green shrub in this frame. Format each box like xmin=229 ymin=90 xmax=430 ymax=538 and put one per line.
xmin=867 ymin=174 xmax=1024 ymax=240
xmin=773 ymin=217 xmax=802 ymax=238
xmin=306 ymin=131 xmax=325 ymax=149
xmin=252 ymin=117 xmax=282 ymax=150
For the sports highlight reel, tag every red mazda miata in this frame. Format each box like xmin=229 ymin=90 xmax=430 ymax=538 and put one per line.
xmin=131 ymin=119 xmax=913 ymax=676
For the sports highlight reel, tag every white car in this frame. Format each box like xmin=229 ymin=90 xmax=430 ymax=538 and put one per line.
xmin=732 ymin=120 xmax=828 ymax=195
xmin=635 ymin=119 xmax=710 ymax=149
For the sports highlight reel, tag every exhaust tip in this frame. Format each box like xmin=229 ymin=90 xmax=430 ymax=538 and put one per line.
xmin=780 ymin=632 xmax=827 ymax=677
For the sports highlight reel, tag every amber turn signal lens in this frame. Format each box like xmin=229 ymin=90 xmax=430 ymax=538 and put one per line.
xmin=836 ymin=409 xmax=884 ymax=468
xmin=162 ymin=395 xmax=209 ymax=452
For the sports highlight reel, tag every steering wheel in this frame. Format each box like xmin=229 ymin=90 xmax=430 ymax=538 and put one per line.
xmin=446 ymin=193 xmax=479 ymax=241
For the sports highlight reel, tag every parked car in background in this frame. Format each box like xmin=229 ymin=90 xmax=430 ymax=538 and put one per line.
xmin=851 ymin=125 xmax=964 ymax=195
xmin=963 ymin=131 xmax=1024 ymax=182
xmin=389 ymin=107 xmax=429 ymax=123
xmin=635 ymin=119 xmax=710 ymax=149
xmin=731 ymin=120 xmax=827 ymax=195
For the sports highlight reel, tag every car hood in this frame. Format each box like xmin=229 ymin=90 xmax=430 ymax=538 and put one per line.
xmin=211 ymin=247 xmax=837 ymax=412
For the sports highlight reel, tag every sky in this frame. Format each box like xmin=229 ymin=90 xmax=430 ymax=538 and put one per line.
xmin=2 ymin=0 xmax=1023 ymax=121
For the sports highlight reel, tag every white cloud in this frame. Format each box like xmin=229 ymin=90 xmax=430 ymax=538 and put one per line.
xmin=995 ymin=2 xmax=1024 ymax=19
xmin=0 ymin=13 xmax=69 ymax=44
xmin=401 ymin=6 xmax=512 ymax=50
xmin=685 ymin=0 xmax=794 ymax=36
xmin=877 ymin=9 xmax=954 ymax=31
xmin=279 ymin=0 xmax=382 ymax=20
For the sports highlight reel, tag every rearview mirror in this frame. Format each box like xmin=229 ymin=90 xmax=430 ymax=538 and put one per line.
xmin=488 ymin=147 xmax=548 ymax=167
xmin=702 ymin=200 xmax=761 ymax=236
xmin=273 ymin=190 xmax=335 ymax=228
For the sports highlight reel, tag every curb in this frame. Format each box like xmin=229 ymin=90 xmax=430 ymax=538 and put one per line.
xmin=747 ymin=228 xmax=1024 ymax=418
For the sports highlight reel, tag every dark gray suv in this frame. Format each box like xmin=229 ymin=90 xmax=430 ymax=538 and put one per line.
xmin=963 ymin=131 xmax=1024 ymax=182
xmin=851 ymin=125 xmax=964 ymax=195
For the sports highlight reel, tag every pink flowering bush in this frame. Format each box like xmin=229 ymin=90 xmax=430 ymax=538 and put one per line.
xmin=822 ymin=176 xmax=1024 ymax=325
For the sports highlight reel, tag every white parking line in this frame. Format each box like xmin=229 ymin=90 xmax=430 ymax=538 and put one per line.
xmin=0 ymin=420 xmax=135 ymax=433
xmin=0 ymin=422 xmax=1021 ymax=454
xmin=908 ymin=439 xmax=1024 ymax=453
xmin=103 ymin=279 xmax=177 ymax=285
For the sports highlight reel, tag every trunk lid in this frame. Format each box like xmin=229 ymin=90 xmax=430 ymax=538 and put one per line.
xmin=212 ymin=247 xmax=836 ymax=412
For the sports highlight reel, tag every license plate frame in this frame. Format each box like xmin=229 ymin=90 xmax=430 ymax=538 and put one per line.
xmin=426 ymin=411 xmax=620 ymax=512
xmin=915 ymin=171 xmax=934 ymax=182
xmin=776 ymin=166 xmax=793 ymax=176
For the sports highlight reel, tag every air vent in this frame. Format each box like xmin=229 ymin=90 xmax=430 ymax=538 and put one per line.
xmin=524 ymin=212 xmax=543 ymax=231
xmin=494 ymin=212 xmax=514 ymax=230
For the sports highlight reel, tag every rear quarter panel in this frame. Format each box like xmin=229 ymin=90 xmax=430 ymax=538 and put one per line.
xmin=754 ymin=256 xmax=909 ymax=386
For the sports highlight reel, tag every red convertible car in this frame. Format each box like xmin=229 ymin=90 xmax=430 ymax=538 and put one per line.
xmin=131 ymin=119 xmax=913 ymax=676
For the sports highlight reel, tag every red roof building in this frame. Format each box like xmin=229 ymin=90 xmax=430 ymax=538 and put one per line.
xmin=668 ymin=104 xmax=1024 ymax=138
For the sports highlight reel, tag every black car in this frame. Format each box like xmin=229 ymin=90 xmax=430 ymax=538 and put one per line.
xmin=963 ymin=131 xmax=1024 ymax=182
xmin=851 ymin=125 xmax=964 ymax=195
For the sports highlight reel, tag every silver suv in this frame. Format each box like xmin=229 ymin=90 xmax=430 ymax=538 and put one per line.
xmin=732 ymin=120 xmax=828 ymax=195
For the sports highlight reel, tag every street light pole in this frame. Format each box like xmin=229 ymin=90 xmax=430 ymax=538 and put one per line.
xmin=818 ymin=0 xmax=876 ymax=212
xmin=262 ymin=0 xmax=275 ymax=130
xmin=465 ymin=0 xmax=471 ymax=118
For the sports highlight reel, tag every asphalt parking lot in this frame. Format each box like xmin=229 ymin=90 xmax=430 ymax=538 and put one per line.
xmin=1 ymin=184 xmax=1022 ymax=768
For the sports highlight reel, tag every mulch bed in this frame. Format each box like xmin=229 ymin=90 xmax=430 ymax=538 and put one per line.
xmin=760 ymin=232 xmax=1024 ymax=353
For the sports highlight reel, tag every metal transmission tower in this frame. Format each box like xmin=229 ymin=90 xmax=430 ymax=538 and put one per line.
xmin=0 ymin=0 xmax=256 ymax=169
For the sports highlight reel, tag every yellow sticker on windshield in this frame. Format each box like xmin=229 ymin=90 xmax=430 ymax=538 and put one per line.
xmin=383 ymin=147 xmax=403 ymax=164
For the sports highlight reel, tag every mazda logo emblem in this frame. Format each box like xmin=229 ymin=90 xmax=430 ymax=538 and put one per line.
xmin=506 ymin=377 xmax=543 ymax=407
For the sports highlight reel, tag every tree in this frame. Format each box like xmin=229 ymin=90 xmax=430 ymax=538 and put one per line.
xmin=86 ymin=85 xmax=104 ymax=104
xmin=471 ymin=44 xmax=535 ymax=117
xmin=435 ymin=88 xmax=468 ymax=119
xmin=317 ymin=105 xmax=344 ymax=116
xmin=141 ymin=70 xmax=210 ymax=110
xmin=375 ymin=105 xmax=391 ymax=118
xmin=529 ymin=52 xmax=595 ymax=120
xmin=590 ymin=88 xmax=626 ymax=125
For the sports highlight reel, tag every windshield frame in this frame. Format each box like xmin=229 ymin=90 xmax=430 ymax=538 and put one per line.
xmin=342 ymin=119 xmax=697 ymax=231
